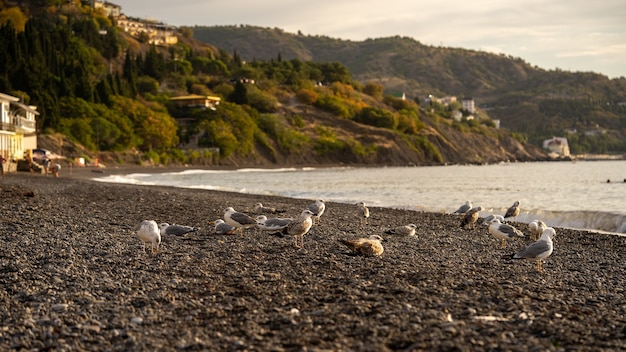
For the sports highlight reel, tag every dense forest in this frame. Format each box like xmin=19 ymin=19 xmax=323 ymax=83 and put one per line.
xmin=0 ymin=1 xmax=607 ymax=168
xmin=0 ymin=2 xmax=377 ymax=164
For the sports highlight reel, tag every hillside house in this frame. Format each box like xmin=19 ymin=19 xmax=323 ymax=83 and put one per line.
xmin=0 ymin=92 xmax=38 ymax=172
xmin=437 ymin=96 xmax=457 ymax=105
xmin=462 ymin=97 xmax=476 ymax=114
xmin=426 ymin=95 xmax=457 ymax=106
xmin=93 ymin=1 xmax=121 ymax=17
xmin=543 ymin=137 xmax=570 ymax=157
xmin=115 ymin=15 xmax=178 ymax=45
xmin=169 ymin=95 xmax=221 ymax=110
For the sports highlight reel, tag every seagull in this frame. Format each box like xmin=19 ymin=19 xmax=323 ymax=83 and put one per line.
xmin=158 ymin=223 xmax=197 ymax=236
xmin=454 ymin=200 xmax=473 ymax=214
xmin=255 ymin=215 xmax=293 ymax=232
xmin=223 ymin=207 xmax=258 ymax=234
xmin=508 ymin=227 xmax=556 ymax=272
xmin=308 ymin=199 xmax=326 ymax=224
xmin=528 ymin=219 xmax=547 ymax=241
xmin=355 ymin=202 xmax=370 ymax=227
xmin=460 ymin=206 xmax=484 ymax=229
xmin=252 ymin=202 xmax=285 ymax=214
xmin=504 ymin=201 xmax=521 ymax=221
xmin=385 ymin=223 xmax=417 ymax=237
xmin=339 ymin=235 xmax=384 ymax=256
xmin=211 ymin=219 xmax=237 ymax=235
xmin=136 ymin=220 xmax=161 ymax=254
xmin=487 ymin=218 xmax=525 ymax=248
xmin=281 ymin=209 xmax=314 ymax=248
xmin=482 ymin=214 xmax=505 ymax=225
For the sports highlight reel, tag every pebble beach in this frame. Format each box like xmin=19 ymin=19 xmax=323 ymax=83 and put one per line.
xmin=1 ymin=169 xmax=625 ymax=351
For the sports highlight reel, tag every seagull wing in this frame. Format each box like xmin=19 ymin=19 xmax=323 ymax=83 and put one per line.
xmin=166 ymin=224 xmax=196 ymax=236
xmin=499 ymin=224 xmax=524 ymax=238
xmin=514 ymin=240 xmax=552 ymax=260
xmin=231 ymin=212 xmax=258 ymax=226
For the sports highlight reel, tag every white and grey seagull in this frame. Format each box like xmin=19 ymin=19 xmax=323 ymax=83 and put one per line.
xmin=223 ymin=207 xmax=258 ymax=234
xmin=255 ymin=215 xmax=293 ymax=232
xmin=355 ymin=202 xmax=370 ymax=227
xmin=136 ymin=220 xmax=161 ymax=254
xmin=508 ymin=227 xmax=556 ymax=272
xmin=528 ymin=219 xmax=547 ymax=241
xmin=158 ymin=222 xmax=197 ymax=237
xmin=453 ymin=200 xmax=473 ymax=214
xmin=252 ymin=202 xmax=285 ymax=214
xmin=211 ymin=219 xmax=237 ymax=235
xmin=307 ymin=199 xmax=326 ymax=224
xmin=482 ymin=214 xmax=505 ymax=225
xmin=487 ymin=218 xmax=525 ymax=248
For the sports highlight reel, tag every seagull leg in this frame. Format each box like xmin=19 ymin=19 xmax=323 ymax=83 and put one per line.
xmin=294 ymin=235 xmax=304 ymax=248
xmin=537 ymin=261 xmax=543 ymax=272
xmin=501 ymin=239 xmax=506 ymax=248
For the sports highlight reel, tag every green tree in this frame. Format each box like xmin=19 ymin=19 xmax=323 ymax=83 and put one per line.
xmin=229 ymin=80 xmax=248 ymax=104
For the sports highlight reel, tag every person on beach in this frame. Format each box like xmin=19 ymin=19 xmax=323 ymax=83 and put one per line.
xmin=49 ymin=163 xmax=61 ymax=177
xmin=0 ymin=155 xmax=5 ymax=176
xmin=44 ymin=158 xmax=51 ymax=176
xmin=24 ymin=151 xmax=34 ymax=173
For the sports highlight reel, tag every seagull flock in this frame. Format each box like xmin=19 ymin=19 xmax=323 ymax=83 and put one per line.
xmin=135 ymin=197 xmax=556 ymax=272
xmin=453 ymin=200 xmax=556 ymax=272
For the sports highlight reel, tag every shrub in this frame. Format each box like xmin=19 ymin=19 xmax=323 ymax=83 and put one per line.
xmin=296 ymin=88 xmax=318 ymax=105
xmin=362 ymin=82 xmax=384 ymax=100
xmin=313 ymin=126 xmax=345 ymax=155
xmin=277 ymin=127 xmax=309 ymax=153
xmin=314 ymin=94 xmax=353 ymax=119
xmin=354 ymin=107 xmax=397 ymax=129
xmin=247 ymin=86 xmax=278 ymax=113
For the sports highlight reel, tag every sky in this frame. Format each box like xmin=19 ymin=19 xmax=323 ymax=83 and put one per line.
xmin=114 ymin=0 xmax=626 ymax=79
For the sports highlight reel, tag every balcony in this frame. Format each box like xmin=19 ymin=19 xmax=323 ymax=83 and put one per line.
xmin=14 ymin=116 xmax=36 ymax=133
xmin=0 ymin=122 xmax=16 ymax=132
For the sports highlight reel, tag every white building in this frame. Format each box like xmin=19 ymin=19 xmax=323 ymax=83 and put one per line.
xmin=462 ymin=97 xmax=475 ymax=114
xmin=0 ymin=92 xmax=38 ymax=171
xmin=543 ymin=137 xmax=570 ymax=157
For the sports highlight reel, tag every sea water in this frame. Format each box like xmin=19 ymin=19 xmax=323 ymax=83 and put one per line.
xmin=94 ymin=160 xmax=626 ymax=234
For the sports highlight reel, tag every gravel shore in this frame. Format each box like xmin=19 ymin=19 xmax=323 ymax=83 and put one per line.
xmin=1 ymin=170 xmax=625 ymax=351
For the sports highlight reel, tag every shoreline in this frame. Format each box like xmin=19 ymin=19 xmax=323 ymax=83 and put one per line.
xmin=1 ymin=172 xmax=625 ymax=350
xmin=63 ymin=163 xmax=626 ymax=237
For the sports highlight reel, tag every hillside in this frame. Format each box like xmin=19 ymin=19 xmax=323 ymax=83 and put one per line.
xmin=192 ymin=25 xmax=626 ymax=154
xmin=38 ymin=99 xmax=548 ymax=169
xmin=0 ymin=4 xmax=548 ymax=169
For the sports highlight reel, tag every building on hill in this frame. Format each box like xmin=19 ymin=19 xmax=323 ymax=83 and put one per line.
xmin=169 ymin=95 xmax=221 ymax=111
xmin=543 ymin=137 xmax=570 ymax=157
xmin=426 ymin=95 xmax=457 ymax=106
xmin=0 ymin=92 xmax=38 ymax=173
xmin=93 ymin=1 xmax=121 ymax=17
xmin=93 ymin=1 xmax=177 ymax=45
xmin=115 ymin=15 xmax=178 ymax=45
xmin=462 ymin=97 xmax=475 ymax=114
